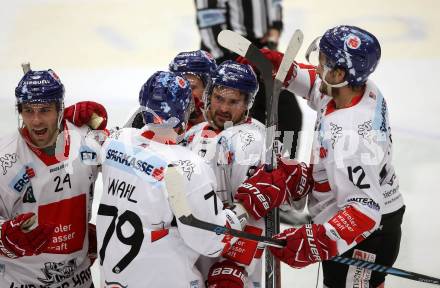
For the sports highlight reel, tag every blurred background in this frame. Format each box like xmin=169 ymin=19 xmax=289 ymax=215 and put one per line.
xmin=1 ymin=0 xmax=439 ymax=287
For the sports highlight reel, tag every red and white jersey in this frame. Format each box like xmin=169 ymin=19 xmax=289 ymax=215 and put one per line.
xmin=183 ymin=119 xmax=266 ymax=287
xmin=0 ymin=122 xmax=98 ymax=287
xmin=97 ymin=127 xmax=241 ymax=288
xmin=286 ymin=65 xmax=404 ymax=253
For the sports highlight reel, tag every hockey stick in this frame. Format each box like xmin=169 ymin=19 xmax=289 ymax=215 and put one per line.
xmin=165 ymin=165 xmax=286 ymax=249
xmin=165 ymin=165 xmax=440 ymax=285
xmin=218 ymin=30 xmax=281 ymax=288
xmin=218 ymin=29 xmax=303 ymax=288
xmin=331 ymin=256 xmax=440 ymax=285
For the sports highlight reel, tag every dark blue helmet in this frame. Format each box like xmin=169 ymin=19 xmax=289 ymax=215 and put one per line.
xmin=168 ymin=50 xmax=217 ymax=86
xmin=15 ymin=69 xmax=65 ymax=105
xmin=319 ymin=25 xmax=381 ymax=86
xmin=205 ymin=60 xmax=259 ymax=110
xmin=139 ymin=71 xmax=192 ymax=129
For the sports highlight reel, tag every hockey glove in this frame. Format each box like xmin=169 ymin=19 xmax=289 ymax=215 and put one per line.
xmin=235 ymin=165 xmax=287 ymax=220
xmin=64 ymin=101 xmax=108 ymax=130
xmin=269 ymin=224 xmax=338 ymax=269
xmin=278 ymin=158 xmax=313 ymax=202
xmin=207 ymin=260 xmax=247 ymax=288
xmin=0 ymin=213 xmax=54 ymax=258
xmin=236 ymin=48 xmax=296 ymax=87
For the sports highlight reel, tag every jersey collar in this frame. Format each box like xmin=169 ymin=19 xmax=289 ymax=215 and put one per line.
xmin=21 ymin=122 xmax=70 ymax=166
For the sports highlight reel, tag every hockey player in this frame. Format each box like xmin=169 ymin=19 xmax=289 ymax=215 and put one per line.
xmin=235 ymin=25 xmax=405 ymax=288
xmin=0 ymin=68 xmax=106 ymax=287
xmin=169 ymin=50 xmax=217 ymax=128
xmin=183 ymin=60 xmax=269 ymax=287
xmin=96 ymin=71 xmax=248 ymax=288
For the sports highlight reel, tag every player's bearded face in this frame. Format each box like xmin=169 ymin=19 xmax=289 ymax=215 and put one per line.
xmin=208 ymin=86 xmax=247 ymax=129
xmin=21 ymin=102 xmax=59 ymax=148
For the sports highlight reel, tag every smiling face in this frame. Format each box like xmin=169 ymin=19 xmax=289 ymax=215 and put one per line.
xmin=20 ymin=102 xmax=60 ymax=148
xmin=207 ymin=85 xmax=247 ymax=129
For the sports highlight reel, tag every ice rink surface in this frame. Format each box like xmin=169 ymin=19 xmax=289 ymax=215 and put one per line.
xmin=1 ymin=0 xmax=439 ymax=287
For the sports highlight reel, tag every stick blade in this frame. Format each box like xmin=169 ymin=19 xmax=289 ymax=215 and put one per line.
xmin=275 ymin=29 xmax=304 ymax=82
xmin=218 ymin=30 xmax=251 ymax=57
xmin=165 ymin=165 xmax=192 ymax=217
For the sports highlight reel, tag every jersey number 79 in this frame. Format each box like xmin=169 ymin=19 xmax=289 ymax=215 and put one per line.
xmin=98 ymin=204 xmax=144 ymax=274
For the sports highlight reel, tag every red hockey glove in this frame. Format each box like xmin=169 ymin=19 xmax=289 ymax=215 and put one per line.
xmin=269 ymin=224 xmax=337 ymax=269
xmin=0 ymin=213 xmax=54 ymax=258
xmin=88 ymin=223 xmax=97 ymax=265
xmin=64 ymin=101 xmax=108 ymax=130
xmin=236 ymin=48 xmax=296 ymax=87
xmin=235 ymin=165 xmax=287 ymax=220
xmin=207 ymin=260 xmax=247 ymax=288
xmin=278 ymin=158 xmax=313 ymax=202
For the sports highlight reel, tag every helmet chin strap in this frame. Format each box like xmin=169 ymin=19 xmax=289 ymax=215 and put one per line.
xmin=321 ymin=67 xmax=349 ymax=96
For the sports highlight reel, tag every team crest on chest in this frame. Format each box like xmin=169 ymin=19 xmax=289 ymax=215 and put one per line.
xmin=1 ymin=153 xmax=17 ymax=175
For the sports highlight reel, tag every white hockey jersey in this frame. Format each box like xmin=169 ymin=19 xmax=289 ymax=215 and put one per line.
xmin=183 ymin=119 xmax=266 ymax=287
xmin=184 ymin=119 xmax=266 ymax=203
xmin=97 ymin=127 xmax=240 ymax=288
xmin=287 ymin=66 xmax=404 ymax=252
xmin=0 ymin=122 xmax=99 ymax=287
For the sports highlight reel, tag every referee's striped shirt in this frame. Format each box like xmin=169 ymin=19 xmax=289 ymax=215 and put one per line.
xmin=195 ymin=0 xmax=283 ymax=62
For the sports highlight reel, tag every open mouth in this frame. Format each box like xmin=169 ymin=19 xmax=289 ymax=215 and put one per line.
xmin=33 ymin=128 xmax=48 ymax=136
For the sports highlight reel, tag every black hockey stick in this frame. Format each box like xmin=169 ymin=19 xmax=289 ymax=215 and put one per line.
xmin=218 ymin=29 xmax=303 ymax=288
xmin=165 ymin=166 xmax=286 ymax=250
xmin=165 ymin=166 xmax=440 ymax=285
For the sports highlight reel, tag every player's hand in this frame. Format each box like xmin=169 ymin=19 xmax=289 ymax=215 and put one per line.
xmin=0 ymin=213 xmax=54 ymax=258
xmin=207 ymin=260 xmax=247 ymax=288
xmin=278 ymin=158 xmax=313 ymax=202
xmin=64 ymin=101 xmax=108 ymax=130
xmin=235 ymin=165 xmax=287 ymax=220
xmin=269 ymin=224 xmax=338 ymax=269
xmin=236 ymin=48 xmax=296 ymax=87
xmin=88 ymin=223 xmax=97 ymax=265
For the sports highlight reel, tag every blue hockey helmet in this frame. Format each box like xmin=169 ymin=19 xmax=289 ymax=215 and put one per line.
xmin=168 ymin=50 xmax=217 ymax=86
xmin=15 ymin=69 xmax=65 ymax=108
xmin=139 ymin=71 xmax=192 ymax=129
xmin=204 ymin=60 xmax=259 ymax=110
xmin=319 ymin=25 xmax=381 ymax=86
